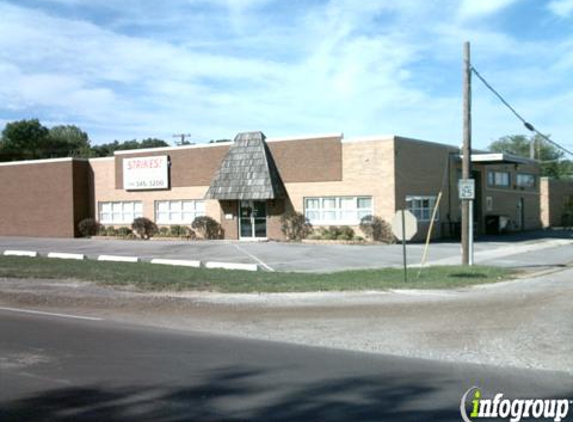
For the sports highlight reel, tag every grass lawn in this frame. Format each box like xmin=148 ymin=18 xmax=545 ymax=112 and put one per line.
xmin=0 ymin=256 xmax=514 ymax=293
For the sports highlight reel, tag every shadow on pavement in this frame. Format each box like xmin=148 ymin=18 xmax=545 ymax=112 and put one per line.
xmin=475 ymin=228 xmax=573 ymax=244
xmin=2 ymin=365 xmax=467 ymax=422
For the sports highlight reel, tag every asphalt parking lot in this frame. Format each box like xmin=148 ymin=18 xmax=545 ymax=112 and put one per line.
xmin=1 ymin=230 xmax=572 ymax=272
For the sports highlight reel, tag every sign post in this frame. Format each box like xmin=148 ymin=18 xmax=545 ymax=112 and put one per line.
xmin=392 ymin=210 xmax=418 ymax=282
xmin=458 ymin=179 xmax=475 ymax=266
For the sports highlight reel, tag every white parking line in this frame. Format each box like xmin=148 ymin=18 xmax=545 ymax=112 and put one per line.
xmin=0 ymin=306 xmax=103 ymax=321
xmin=232 ymin=243 xmax=275 ymax=272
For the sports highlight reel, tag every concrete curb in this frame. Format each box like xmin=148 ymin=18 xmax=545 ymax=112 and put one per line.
xmin=97 ymin=255 xmax=139 ymax=263
xmin=3 ymin=250 xmax=38 ymax=257
xmin=150 ymin=258 xmax=201 ymax=268
xmin=47 ymin=252 xmax=86 ymax=260
xmin=2 ymin=249 xmax=261 ymax=271
xmin=204 ymin=261 xmax=259 ymax=271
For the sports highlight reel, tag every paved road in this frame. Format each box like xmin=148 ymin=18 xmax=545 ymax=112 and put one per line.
xmin=1 ymin=230 xmax=572 ymax=272
xmin=1 ymin=309 xmax=571 ymax=421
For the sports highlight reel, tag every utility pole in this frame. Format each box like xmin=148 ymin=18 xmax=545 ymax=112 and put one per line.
xmin=530 ymin=136 xmax=535 ymax=160
xmin=173 ymin=133 xmax=192 ymax=145
xmin=461 ymin=41 xmax=472 ymax=266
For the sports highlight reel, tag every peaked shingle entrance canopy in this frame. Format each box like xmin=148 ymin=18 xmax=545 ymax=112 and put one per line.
xmin=205 ymin=131 xmax=286 ymax=200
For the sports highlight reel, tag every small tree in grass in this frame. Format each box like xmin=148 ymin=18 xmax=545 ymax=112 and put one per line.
xmin=131 ymin=217 xmax=158 ymax=240
xmin=280 ymin=211 xmax=313 ymax=241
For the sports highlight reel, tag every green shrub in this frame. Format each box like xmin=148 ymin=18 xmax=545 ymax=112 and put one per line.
xmin=78 ymin=218 xmax=101 ymax=237
xmin=97 ymin=225 xmax=106 ymax=236
xmin=158 ymin=227 xmax=170 ymax=237
xmin=168 ymin=225 xmax=185 ymax=237
xmin=192 ymin=216 xmax=222 ymax=239
xmin=117 ymin=227 xmax=133 ymax=237
xmin=280 ymin=212 xmax=313 ymax=241
xmin=313 ymin=225 xmax=355 ymax=241
xmin=337 ymin=226 xmax=355 ymax=240
xmin=359 ymin=215 xmax=394 ymax=243
xmin=131 ymin=217 xmax=157 ymax=239
xmin=105 ymin=227 xmax=118 ymax=237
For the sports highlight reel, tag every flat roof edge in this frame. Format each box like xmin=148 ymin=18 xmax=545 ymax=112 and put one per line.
xmin=114 ymin=141 xmax=232 ymax=155
xmin=470 ymin=153 xmax=536 ymax=165
xmin=0 ymin=157 xmax=87 ymax=167
xmin=266 ymin=133 xmax=343 ymax=143
xmin=342 ymin=135 xmax=395 ymax=143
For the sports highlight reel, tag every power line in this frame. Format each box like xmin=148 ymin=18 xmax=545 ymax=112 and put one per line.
xmin=471 ymin=66 xmax=573 ymax=157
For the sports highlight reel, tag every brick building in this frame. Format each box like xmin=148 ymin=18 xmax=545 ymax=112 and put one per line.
xmin=0 ymin=131 xmax=544 ymax=240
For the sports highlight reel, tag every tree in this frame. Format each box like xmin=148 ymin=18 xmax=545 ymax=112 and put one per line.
xmin=488 ymin=134 xmax=572 ymax=179
xmin=48 ymin=125 xmax=92 ymax=157
xmin=0 ymin=119 xmax=50 ymax=161
xmin=91 ymin=138 xmax=169 ymax=157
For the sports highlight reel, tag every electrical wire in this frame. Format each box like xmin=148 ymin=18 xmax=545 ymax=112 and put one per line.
xmin=471 ymin=66 xmax=573 ymax=157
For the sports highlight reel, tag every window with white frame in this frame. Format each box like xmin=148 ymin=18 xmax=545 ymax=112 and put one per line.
xmin=98 ymin=201 xmax=142 ymax=224
xmin=406 ymin=196 xmax=438 ymax=222
xmin=487 ymin=170 xmax=511 ymax=187
xmin=304 ymin=196 xmax=373 ymax=225
xmin=516 ymin=173 xmax=535 ymax=188
xmin=155 ymin=200 xmax=205 ymax=224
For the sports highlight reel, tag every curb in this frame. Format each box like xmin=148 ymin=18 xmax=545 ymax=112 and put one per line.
xmin=97 ymin=255 xmax=139 ymax=263
xmin=204 ymin=261 xmax=259 ymax=272
xmin=3 ymin=250 xmax=38 ymax=257
xmin=47 ymin=252 xmax=86 ymax=260
xmin=2 ymin=250 xmax=261 ymax=271
xmin=150 ymin=258 xmax=201 ymax=268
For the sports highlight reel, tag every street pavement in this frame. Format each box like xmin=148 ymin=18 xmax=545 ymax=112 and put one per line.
xmin=1 ymin=309 xmax=571 ymax=421
xmin=1 ymin=230 xmax=572 ymax=272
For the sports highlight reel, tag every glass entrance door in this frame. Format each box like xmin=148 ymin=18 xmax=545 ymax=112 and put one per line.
xmin=239 ymin=200 xmax=267 ymax=239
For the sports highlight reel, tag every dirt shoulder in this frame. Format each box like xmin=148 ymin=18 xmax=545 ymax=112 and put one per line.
xmin=0 ymin=271 xmax=571 ymax=374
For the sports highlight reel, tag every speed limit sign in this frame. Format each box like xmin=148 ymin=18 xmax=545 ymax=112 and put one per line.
xmin=458 ymin=179 xmax=475 ymax=200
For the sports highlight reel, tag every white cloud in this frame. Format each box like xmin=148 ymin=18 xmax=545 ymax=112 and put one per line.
xmin=0 ymin=0 xmax=569 ymax=151
xmin=458 ymin=0 xmax=520 ymax=19
xmin=548 ymin=0 xmax=573 ymax=17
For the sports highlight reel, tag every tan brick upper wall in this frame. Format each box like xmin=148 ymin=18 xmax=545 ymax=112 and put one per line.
xmin=540 ymin=178 xmax=573 ymax=227
xmin=284 ymin=139 xmax=395 ymax=223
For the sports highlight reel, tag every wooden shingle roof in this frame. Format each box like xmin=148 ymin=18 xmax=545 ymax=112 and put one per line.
xmin=204 ymin=131 xmax=286 ymax=200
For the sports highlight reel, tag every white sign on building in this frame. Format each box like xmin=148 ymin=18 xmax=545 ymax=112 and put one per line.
xmin=123 ymin=155 xmax=169 ymax=190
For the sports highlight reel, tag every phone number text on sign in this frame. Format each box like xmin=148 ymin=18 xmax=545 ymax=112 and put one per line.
xmin=123 ymin=155 xmax=169 ymax=191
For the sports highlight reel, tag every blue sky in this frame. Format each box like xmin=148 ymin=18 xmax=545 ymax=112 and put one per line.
xmin=0 ymin=0 xmax=572 ymax=149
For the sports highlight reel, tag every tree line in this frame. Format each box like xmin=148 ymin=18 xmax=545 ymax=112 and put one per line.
xmin=1 ymin=118 xmax=571 ymax=178
xmin=0 ymin=119 xmax=170 ymax=161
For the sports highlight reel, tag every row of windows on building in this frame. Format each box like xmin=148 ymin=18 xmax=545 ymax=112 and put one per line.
xmin=99 ymin=195 xmax=439 ymax=226
xmin=303 ymin=195 xmax=438 ymax=224
xmin=98 ymin=200 xmax=205 ymax=225
xmin=487 ymin=171 xmax=536 ymax=188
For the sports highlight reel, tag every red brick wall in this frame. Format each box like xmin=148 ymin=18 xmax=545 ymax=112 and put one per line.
xmin=268 ymin=137 xmax=342 ymax=183
xmin=0 ymin=160 xmax=80 ymax=237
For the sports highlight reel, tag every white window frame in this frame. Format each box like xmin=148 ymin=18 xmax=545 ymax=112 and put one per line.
xmin=303 ymin=196 xmax=373 ymax=225
xmin=406 ymin=195 xmax=438 ymax=223
xmin=488 ymin=170 xmax=511 ymax=187
xmin=516 ymin=173 xmax=535 ymax=188
xmin=154 ymin=199 xmax=205 ymax=225
xmin=98 ymin=201 xmax=142 ymax=225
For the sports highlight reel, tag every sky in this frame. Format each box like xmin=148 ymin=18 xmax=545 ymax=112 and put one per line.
xmin=0 ymin=0 xmax=572 ymax=149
